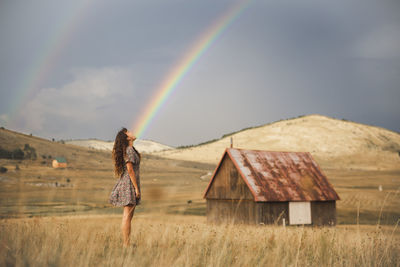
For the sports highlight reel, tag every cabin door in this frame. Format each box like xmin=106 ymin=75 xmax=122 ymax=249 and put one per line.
xmin=289 ymin=201 xmax=312 ymax=225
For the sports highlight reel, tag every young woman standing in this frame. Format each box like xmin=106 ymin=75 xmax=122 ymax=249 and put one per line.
xmin=109 ymin=127 xmax=141 ymax=247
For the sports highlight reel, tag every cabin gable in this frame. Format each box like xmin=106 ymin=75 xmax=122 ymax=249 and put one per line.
xmin=205 ymin=154 xmax=254 ymax=200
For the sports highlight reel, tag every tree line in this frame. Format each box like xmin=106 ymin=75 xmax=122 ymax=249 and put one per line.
xmin=0 ymin=144 xmax=37 ymax=160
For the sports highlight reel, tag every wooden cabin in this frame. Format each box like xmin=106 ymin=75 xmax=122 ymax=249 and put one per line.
xmin=203 ymin=148 xmax=340 ymax=226
xmin=52 ymin=157 xmax=67 ymax=168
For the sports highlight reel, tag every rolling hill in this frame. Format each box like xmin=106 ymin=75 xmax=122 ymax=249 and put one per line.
xmin=0 ymin=127 xmax=111 ymax=168
xmin=154 ymin=114 xmax=400 ymax=170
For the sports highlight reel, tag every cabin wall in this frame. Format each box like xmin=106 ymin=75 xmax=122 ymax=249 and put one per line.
xmin=207 ymin=200 xmax=336 ymax=226
xmin=205 ymin=155 xmax=253 ymax=200
xmin=256 ymin=202 xmax=289 ymax=225
xmin=207 ymin=199 xmax=258 ymax=224
xmin=207 ymin=200 xmax=289 ymax=225
xmin=311 ymin=201 xmax=336 ymax=226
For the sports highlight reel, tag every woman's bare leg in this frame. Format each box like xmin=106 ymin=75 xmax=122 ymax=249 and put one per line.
xmin=122 ymin=204 xmax=136 ymax=246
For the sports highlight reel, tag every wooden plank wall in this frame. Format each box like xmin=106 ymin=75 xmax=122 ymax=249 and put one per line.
xmin=311 ymin=201 xmax=336 ymax=226
xmin=207 ymin=200 xmax=289 ymax=225
xmin=207 ymin=199 xmax=258 ymax=224
xmin=205 ymin=155 xmax=253 ymax=200
xmin=207 ymin=200 xmax=336 ymax=226
xmin=256 ymin=202 xmax=289 ymax=225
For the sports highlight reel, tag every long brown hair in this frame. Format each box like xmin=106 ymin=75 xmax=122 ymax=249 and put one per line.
xmin=112 ymin=127 xmax=129 ymax=177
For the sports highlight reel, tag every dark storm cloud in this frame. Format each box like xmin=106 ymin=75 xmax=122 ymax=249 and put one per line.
xmin=0 ymin=0 xmax=399 ymax=146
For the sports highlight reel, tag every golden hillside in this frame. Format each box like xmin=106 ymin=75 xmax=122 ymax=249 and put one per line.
xmin=154 ymin=115 xmax=400 ymax=170
xmin=0 ymin=127 xmax=111 ymax=168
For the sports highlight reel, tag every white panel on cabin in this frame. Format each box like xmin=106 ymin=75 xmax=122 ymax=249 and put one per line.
xmin=289 ymin=202 xmax=312 ymax=225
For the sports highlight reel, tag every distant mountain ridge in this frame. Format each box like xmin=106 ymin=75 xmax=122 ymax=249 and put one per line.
xmin=65 ymin=139 xmax=173 ymax=153
xmin=0 ymin=128 xmax=173 ymax=161
xmin=154 ymin=114 xmax=400 ymax=170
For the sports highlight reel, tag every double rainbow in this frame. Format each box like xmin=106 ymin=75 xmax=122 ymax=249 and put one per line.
xmin=132 ymin=0 xmax=252 ymax=138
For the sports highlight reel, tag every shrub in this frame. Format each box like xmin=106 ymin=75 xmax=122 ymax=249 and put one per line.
xmin=0 ymin=166 xmax=7 ymax=173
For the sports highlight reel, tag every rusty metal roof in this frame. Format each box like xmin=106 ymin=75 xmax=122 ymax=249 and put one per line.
xmin=203 ymin=148 xmax=340 ymax=202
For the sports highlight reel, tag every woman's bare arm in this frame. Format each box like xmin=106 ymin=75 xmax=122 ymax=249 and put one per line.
xmin=126 ymin=162 xmax=140 ymax=197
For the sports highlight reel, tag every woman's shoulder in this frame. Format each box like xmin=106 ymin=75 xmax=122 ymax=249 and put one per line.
xmin=125 ymin=146 xmax=134 ymax=158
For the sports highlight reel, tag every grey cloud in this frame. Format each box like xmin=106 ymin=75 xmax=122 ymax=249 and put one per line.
xmin=14 ymin=67 xmax=140 ymax=139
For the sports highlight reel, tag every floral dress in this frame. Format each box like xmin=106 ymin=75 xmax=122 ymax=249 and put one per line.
xmin=109 ymin=146 xmax=141 ymax=206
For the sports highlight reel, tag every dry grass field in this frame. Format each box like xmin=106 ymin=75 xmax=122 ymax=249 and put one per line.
xmin=0 ymin=215 xmax=399 ymax=266
xmin=1 ymin=121 xmax=400 ymax=266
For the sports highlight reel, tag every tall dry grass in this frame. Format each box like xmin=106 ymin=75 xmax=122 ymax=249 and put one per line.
xmin=0 ymin=214 xmax=399 ymax=267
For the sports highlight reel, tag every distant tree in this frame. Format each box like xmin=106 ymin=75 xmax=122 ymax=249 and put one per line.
xmin=12 ymin=148 xmax=24 ymax=160
xmin=0 ymin=166 xmax=7 ymax=173
xmin=15 ymin=164 xmax=20 ymax=171
xmin=41 ymin=155 xmax=47 ymax=159
xmin=23 ymin=144 xmax=37 ymax=160
xmin=0 ymin=147 xmax=12 ymax=159
xmin=52 ymin=138 xmax=55 ymax=142
xmin=30 ymin=149 xmax=37 ymax=160
xmin=48 ymin=155 xmax=52 ymax=159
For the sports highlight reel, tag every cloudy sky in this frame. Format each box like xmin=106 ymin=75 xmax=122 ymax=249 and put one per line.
xmin=0 ymin=0 xmax=399 ymax=147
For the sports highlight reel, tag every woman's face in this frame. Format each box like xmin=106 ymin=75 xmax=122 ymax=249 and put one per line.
xmin=126 ymin=130 xmax=137 ymax=142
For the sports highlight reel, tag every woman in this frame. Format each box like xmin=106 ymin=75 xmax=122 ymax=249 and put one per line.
xmin=109 ymin=127 xmax=141 ymax=247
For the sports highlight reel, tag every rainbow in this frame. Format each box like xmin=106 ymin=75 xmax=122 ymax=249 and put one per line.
xmin=8 ymin=0 xmax=93 ymax=127
xmin=132 ymin=0 xmax=253 ymax=138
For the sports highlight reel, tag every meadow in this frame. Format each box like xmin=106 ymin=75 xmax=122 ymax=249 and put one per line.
xmin=1 ymin=155 xmax=399 ymax=225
